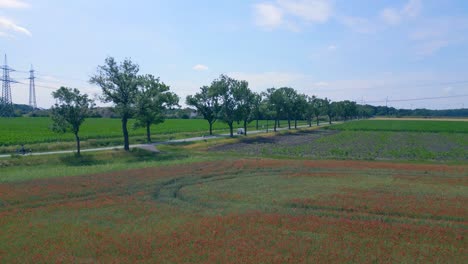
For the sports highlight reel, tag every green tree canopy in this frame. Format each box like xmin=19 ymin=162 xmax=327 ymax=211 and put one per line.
xmin=51 ymin=87 xmax=94 ymax=155
xmin=135 ymin=74 xmax=179 ymax=142
xmin=90 ymin=57 xmax=140 ymax=151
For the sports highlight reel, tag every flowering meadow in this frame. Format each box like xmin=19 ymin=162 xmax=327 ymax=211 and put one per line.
xmin=1 ymin=159 xmax=466 ymax=263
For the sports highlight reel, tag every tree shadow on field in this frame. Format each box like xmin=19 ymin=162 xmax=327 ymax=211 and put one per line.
xmin=59 ymin=154 xmax=105 ymax=167
xmin=124 ymin=148 xmax=189 ymax=163
xmin=238 ymin=136 xmax=276 ymax=144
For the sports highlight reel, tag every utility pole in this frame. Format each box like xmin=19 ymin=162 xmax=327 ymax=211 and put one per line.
xmin=0 ymin=54 xmax=16 ymax=117
xmin=29 ymin=64 xmax=37 ymax=109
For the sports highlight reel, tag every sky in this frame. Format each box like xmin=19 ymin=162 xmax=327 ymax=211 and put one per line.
xmin=1 ymin=0 xmax=468 ymax=109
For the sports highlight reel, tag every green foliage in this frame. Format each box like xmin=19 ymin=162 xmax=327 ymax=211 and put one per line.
xmin=90 ymin=57 xmax=140 ymax=150
xmin=134 ymin=74 xmax=179 ymax=142
xmin=211 ymin=74 xmax=243 ymax=137
xmin=51 ymin=87 xmax=94 ymax=135
xmin=186 ymin=86 xmax=220 ymax=135
xmin=50 ymin=87 xmax=94 ymax=155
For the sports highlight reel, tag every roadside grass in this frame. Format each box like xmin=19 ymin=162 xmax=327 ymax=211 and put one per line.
xmin=329 ymin=119 xmax=468 ymax=133
xmin=1 ymin=159 xmax=466 ymax=263
xmin=0 ymin=146 xmax=217 ymax=183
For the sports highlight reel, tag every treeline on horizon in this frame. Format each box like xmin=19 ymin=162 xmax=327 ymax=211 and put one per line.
xmin=12 ymin=103 xmax=468 ymax=119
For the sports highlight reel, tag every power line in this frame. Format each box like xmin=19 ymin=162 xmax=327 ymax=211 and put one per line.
xmin=366 ymin=94 xmax=468 ymax=104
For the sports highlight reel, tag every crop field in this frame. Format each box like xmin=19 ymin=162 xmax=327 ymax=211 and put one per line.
xmin=1 ymin=159 xmax=466 ymax=263
xmin=1 ymin=119 xmax=467 ymax=263
xmin=212 ymin=119 xmax=468 ymax=162
xmin=212 ymin=129 xmax=468 ymax=161
xmin=330 ymin=119 xmax=468 ymax=133
xmin=0 ymin=117 xmax=303 ymax=147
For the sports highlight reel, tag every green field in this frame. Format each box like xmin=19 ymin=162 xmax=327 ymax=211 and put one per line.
xmin=212 ymin=129 xmax=468 ymax=162
xmin=0 ymin=117 xmax=304 ymax=146
xmin=1 ymin=120 xmax=467 ymax=262
xmin=1 ymin=156 xmax=466 ymax=263
xmin=330 ymin=119 xmax=468 ymax=133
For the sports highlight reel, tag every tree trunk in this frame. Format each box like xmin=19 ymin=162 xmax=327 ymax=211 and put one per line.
xmin=244 ymin=120 xmax=248 ymax=136
xmin=122 ymin=116 xmax=130 ymax=151
xmin=146 ymin=122 xmax=151 ymax=143
xmin=294 ymin=119 xmax=297 ymax=129
xmin=308 ymin=118 xmax=312 ymax=127
xmin=288 ymin=118 xmax=291 ymax=129
xmin=328 ymin=115 xmax=332 ymax=124
xmin=256 ymin=119 xmax=259 ymax=130
xmin=274 ymin=119 xmax=278 ymax=132
xmin=277 ymin=119 xmax=280 ymax=128
xmin=316 ymin=116 xmax=320 ymax=126
xmin=75 ymin=133 xmax=81 ymax=156
xmin=209 ymin=121 xmax=213 ymax=135
xmin=228 ymin=122 xmax=233 ymax=137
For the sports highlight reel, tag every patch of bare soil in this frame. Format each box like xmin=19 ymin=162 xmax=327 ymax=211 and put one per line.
xmin=210 ymin=129 xmax=338 ymax=152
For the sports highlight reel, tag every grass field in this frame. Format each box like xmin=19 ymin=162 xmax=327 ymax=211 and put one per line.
xmin=212 ymin=129 xmax=468 ymax=162
xmin=0 ymin=117 xmax=303 ymax=146
xmin=1 ymin=119 xmax=467 ymax=263
xmin=330 ymin=119 xmax=468 ymax=133
xmin=1 ymin=158 xmax=466 ymax=263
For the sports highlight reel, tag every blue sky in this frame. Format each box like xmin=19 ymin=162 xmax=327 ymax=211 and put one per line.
xmin=1 ymin=0 xmax=467 ymax=109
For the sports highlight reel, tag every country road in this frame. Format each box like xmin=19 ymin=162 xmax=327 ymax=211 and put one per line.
xmin=0 ymin=124 xmax=330 ymax=159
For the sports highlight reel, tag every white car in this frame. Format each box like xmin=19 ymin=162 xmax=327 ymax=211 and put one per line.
xmin=237 ymin=128 xmax=245 ymax=135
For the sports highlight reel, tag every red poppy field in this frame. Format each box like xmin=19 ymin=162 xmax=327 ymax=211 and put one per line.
xmin=1 ymin=158 xmax=466 ymax=263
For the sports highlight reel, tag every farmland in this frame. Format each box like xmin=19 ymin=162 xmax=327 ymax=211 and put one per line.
xmin=0 ymin=119 xmax=467 ymax=263
xmin=0 ymin=117 xmax=305 ymax=154
xmin=213 ymin=120 xmax=468 ymax=162
xmin=0 ymin=117 xmax=289 ymax=145
xmin=1 ymin=158 xmax=466 ymax=263
xmin=330 ymin=119 xmax=468 ymax=133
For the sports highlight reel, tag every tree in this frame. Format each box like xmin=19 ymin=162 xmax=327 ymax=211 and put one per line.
xmin=322 ymin=98 xmax=334 ymax=124
xmin=233 ymin=81 xmax=255 ymax=136
xmin=292 ymin=93 xmax=308 ymax=129
xmin=264 ymin=88 xmax=282 ymax=132
xmin=277 ymin=87 xmax=297 ymax=129
xmin=135 ymin=74 xmax=179 ymax=142
xmin=90 ymin=57 xmax=140 ymax=151
xmin=311 ymin=97 xmax=324 ymax=126
xmin=251 ymin=93 xmax=262 ymax=130
xmin=264 ymin=87 xmax=298 ymax=131
xmin=50 ymin=87 xmax=94 ymax=156
xmin=305 ymin=95 xmax=315 ymax=127
xmin=186 ymin=85 xmax=220 ymax=136
xmin=211 ymin=75 xmax=240 ymax=137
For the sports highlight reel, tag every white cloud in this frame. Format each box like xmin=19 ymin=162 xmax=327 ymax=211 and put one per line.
xmin=277 ymin=0 xmax=332 ymax=23
xmin=254 ymin=3 xmax=283 ymax=29
xmin=417 ymin=40 xmax=449 ymax=56
xmin=380 ymin=8 xmax=401 ymax=25
xmin=442 ymin=86 xmax=453 ymax=94
xmin=380 ymin=0 xmax=422 ymax=26
xmin=193 ymin=64 xmax=209 ymax=71
xmin=0 ymin=17 xmax=31 ymax=36
xmin=339 ymin=16 xmax=378 ymax=34
xmin=0 ymin=0 xmax=30 ymax=8
xmin=409 ymin=17 xmax=468 ymax=57
xmin=253 ymin=0 xmax=332 ymax=31
xmin=402 ymin=0 xmax=422 ymax=18
xmin=313 ymin=81 xmax=329 ymax=87
xmin=327 ymin=44 xmax=336 ymax=51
